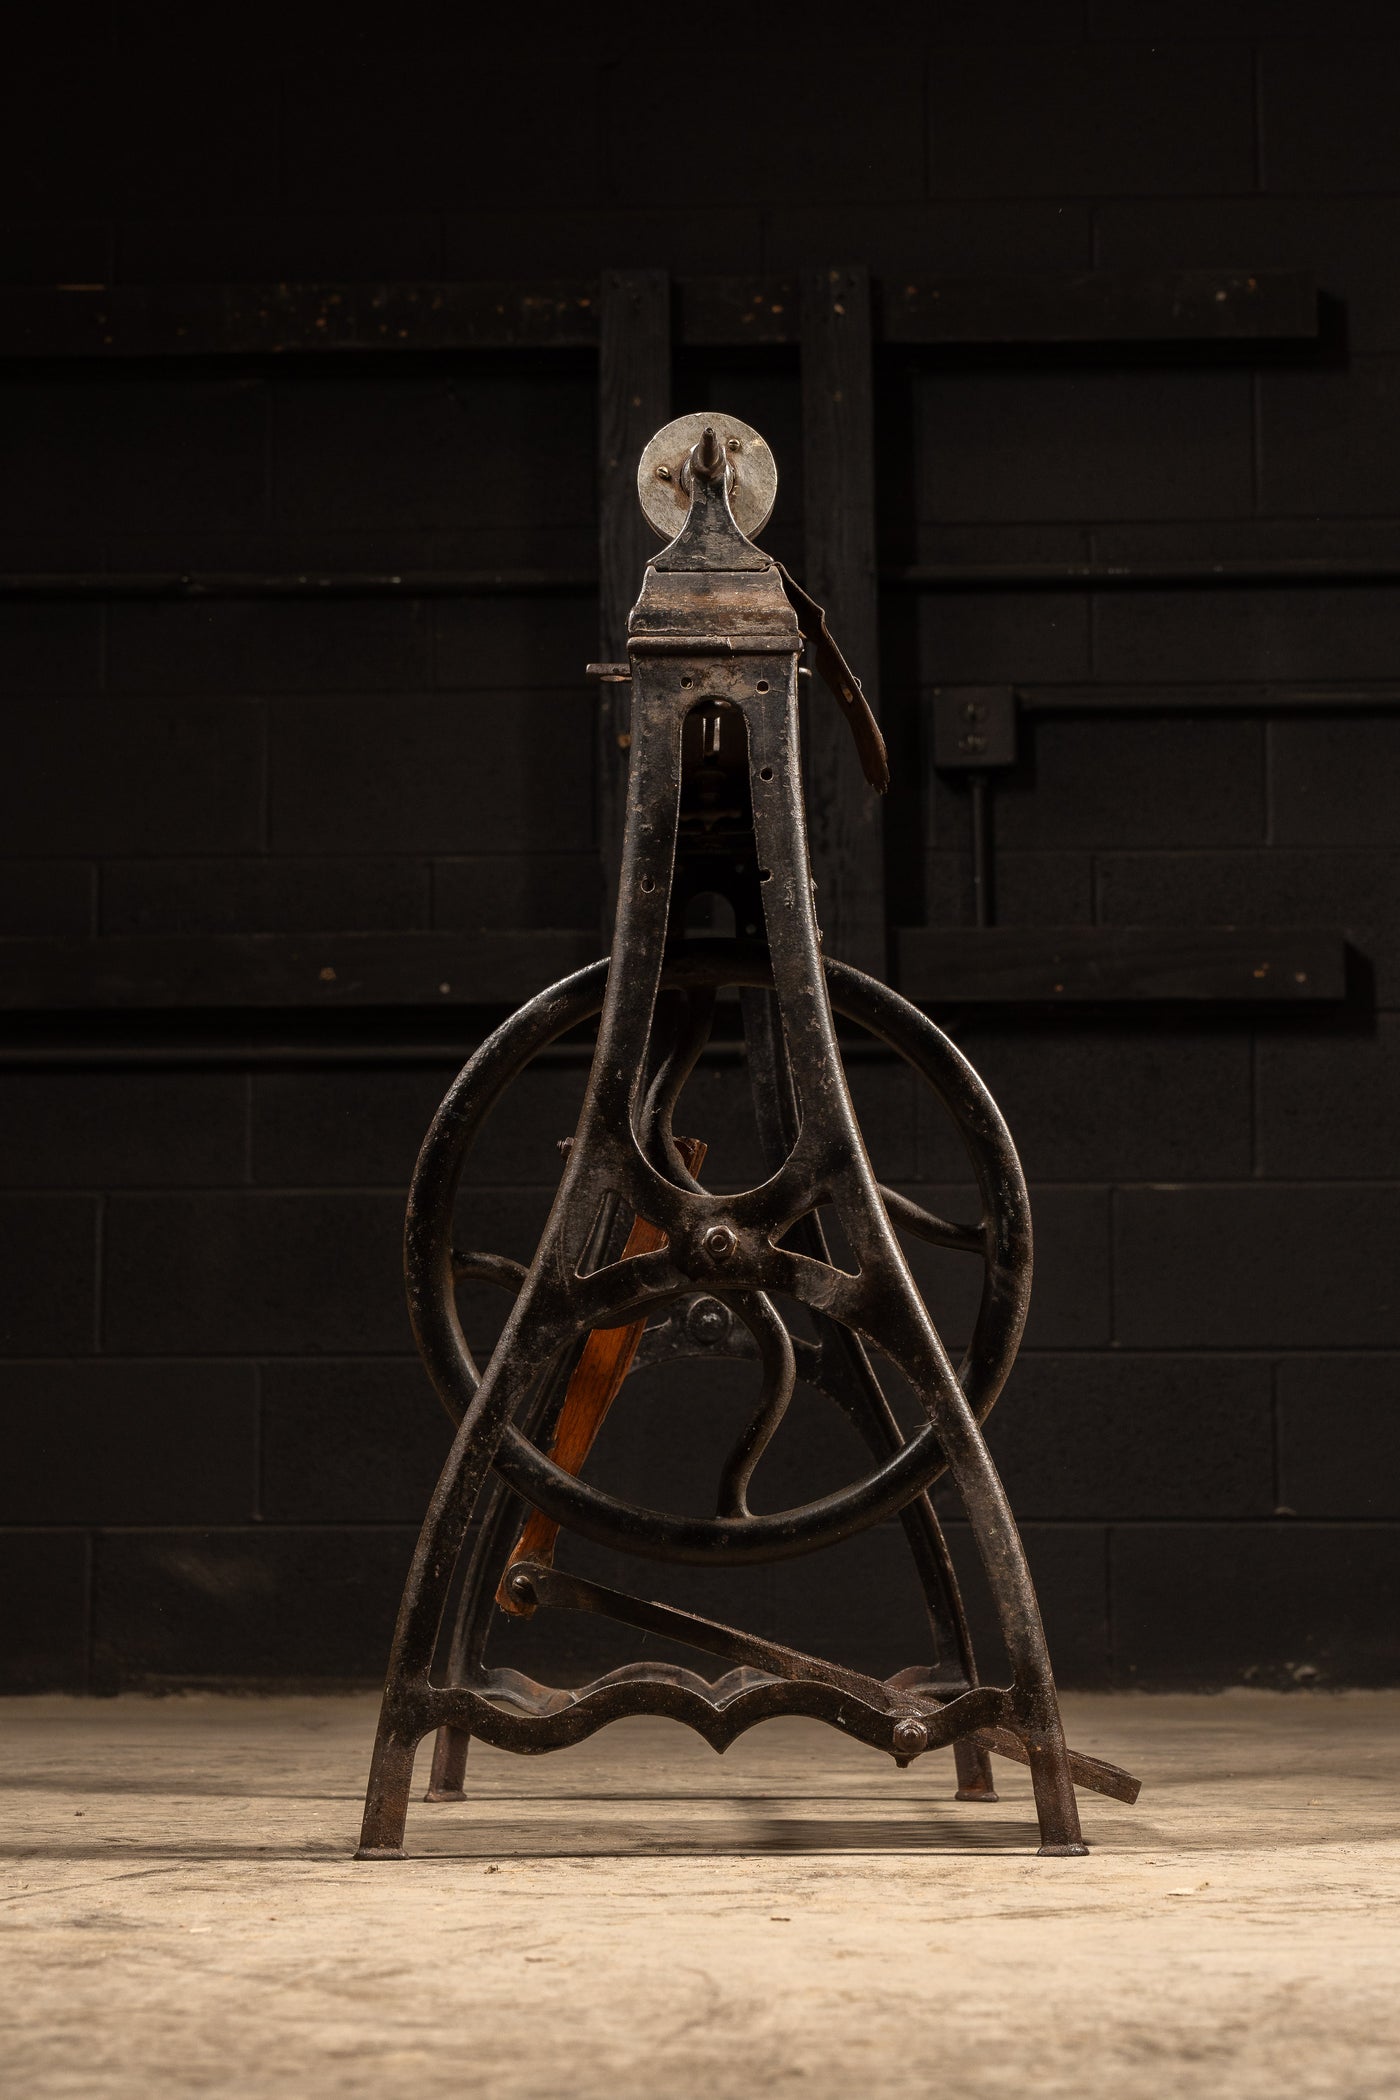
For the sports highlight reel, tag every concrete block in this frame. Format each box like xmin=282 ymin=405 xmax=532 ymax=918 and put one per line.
xmin=1277 ymin=1355 xmax=1400 ymax=1516
xmin=4 ymin=699 xmax=263 ymax=857
xmin=917 ymin=1024 xmax=1253 ymax=1182
xmin=0 ymin=1071 xmax=247 ymax=1188
xmin=1261 ymin=38 xmax=1400 ymax=191
xmin=1114 ymin=1185 xmax=1400 ymax=1348
xmin=269 ymin=694 xmax=592 ymax=856
xmin=0 ymin=1363 xmax=257 ymax=1524
xmin=0 ymin=1196 xmax=97 ymax=1354
xmin=260 ymin=1360 xmax=450 ymax=1523
xmin=91 ymin=1526 xmax=417 ymax=1686
xmin=102 ymin=1193 xmax=409 ymax=1355
xmin=101 ymin=857 xmax=431 ymax=936
xmin=1270 ymin=716 xmax=1400 ymax=848
xmin=928 ymin=42 xmax=1255 ymax=196
xmin=916 ymin=368 xmax=1253 ymax=523
xmin=1112 ymin=1521 xmax=1400 ymax=1684
xmin=0 ymin=1531 xmax=88 ymax=1690
xmin=0 ymin=862 xmax=94 ymax=937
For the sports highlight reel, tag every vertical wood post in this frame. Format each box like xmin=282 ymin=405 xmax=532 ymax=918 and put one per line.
xmin=597 ymin=269 xmax=671 ymax=934
xmin=800 ymin=264 xmax=885 ymax=975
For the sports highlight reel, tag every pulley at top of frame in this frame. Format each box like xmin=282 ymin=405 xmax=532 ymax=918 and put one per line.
xmin=615 ymin=411 xmax=889 ymax=794
xmin=636 ymin=412 xmax=778 ymax=544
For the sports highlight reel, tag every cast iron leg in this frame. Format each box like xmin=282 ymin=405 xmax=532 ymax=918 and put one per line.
xmin=917 ymin=1350 xmax=1086 ymax=1856
xmin=425 ymin=1725 xmax=470 ymax=1802
xmin=953 ymin=1737 xmax=998 ymax=1801
xmin=1024 ymin=1706 xmax=1086 ymax=1857
xmin=356 ymin=1724 xmax=420 ymax=1860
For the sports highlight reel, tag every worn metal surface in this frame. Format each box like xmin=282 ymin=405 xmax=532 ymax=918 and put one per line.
xmin=358 ymin=419 xmax=1136 ymax=1860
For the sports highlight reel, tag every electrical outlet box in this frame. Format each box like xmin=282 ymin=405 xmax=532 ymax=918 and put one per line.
xmin=931 ymin=686 xmax=1018 ymax=770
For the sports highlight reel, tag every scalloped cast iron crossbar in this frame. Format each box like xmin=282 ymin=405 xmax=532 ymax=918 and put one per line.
xmin=355 ymin=414 xmax=1140 ymax=1861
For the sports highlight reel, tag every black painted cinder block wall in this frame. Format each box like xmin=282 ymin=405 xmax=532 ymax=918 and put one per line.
xmin=2 ymin=3 xmax=1399 ymax=1695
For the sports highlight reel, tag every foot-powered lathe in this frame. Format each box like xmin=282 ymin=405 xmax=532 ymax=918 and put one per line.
xmin=356 ymin=414 xmax=1139 ymax=1859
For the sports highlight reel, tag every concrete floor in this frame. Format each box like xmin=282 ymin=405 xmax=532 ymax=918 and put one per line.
xmin=2 ymin=1693 xmax=1397 ymax=2099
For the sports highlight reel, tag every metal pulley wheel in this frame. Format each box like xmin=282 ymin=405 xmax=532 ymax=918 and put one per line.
xmin=408 ymin=951 xmax=1032 ymax=1568
xmin=636 ymin=412 xmax=778 ymax=545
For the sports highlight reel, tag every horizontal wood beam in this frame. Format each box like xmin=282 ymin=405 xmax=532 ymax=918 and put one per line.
xmin=0 ymin=569 xmax=596 ymax=599
xmin=5 ymin=560 xmax=1399 ymax=603
xmin=1013 ymin=682 xmax=1400 ymax=713
xmin=0 ymin=933 xmax=602 ymax=1013
xmin=920 ymin=679 xmax=1400 ymax=716
xmin=0 ymin=927 xmax=1349 ymax=1015
xmin=0 ymin=281 xmax=601 ymax=356
xmin=889 ymin=556 xmax=1400 ymax=591
xmin=0 ymin=269 xmax=1319 ymax=359
xmin=882 ymin=268 xmax=1318 ymax=345
xmin=895 ymin=927 xmax=1349 ymax=1003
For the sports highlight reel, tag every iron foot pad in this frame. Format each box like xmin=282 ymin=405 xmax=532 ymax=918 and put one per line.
xmin=1037 ymin=1842 xmax=1090 ymax=1858
xmin=354 ymin=1845 xmax=407 ymax=1861
xmin=423 ymin=1788 xmax=466 ymax=1803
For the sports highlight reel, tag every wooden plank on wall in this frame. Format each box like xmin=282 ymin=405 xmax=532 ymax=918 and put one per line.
xmin=896 ymin=927 xmax=1349 ymax=1003
xmin=0 ymin=933 xmax=602 ymax=1012
xmin=596 ymin=268 xmax=671 ymax=934
xmin=0 ymin=281 xmax=601 ymax=356
xmin=0 ymin=926 xmax=1344 ymax=1014
xmin=883 ymin=269 xmax=1319 ymax=344
xmin=0 ymin=271 xmax=1318 ymax=359
xmin=801 ymin=265 xmax=885 ymax=976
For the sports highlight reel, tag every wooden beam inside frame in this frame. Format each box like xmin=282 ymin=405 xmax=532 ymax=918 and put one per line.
xmin=596 ymin=269 xmax=671 ymax=932
xmin=801 ymin=265 xmax=885 ymax=976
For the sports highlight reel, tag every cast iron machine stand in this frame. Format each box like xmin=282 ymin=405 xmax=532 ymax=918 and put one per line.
xmin=356 ymin=413 xmax=1140 ymax=1860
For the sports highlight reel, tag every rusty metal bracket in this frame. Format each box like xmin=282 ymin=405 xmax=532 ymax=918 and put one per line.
xmin=773 ymin=559 xmax=888 ymax=792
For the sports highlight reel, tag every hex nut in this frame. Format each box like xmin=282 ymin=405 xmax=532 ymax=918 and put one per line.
xmin=892 ymin=1717 xmax=929 ymax=1756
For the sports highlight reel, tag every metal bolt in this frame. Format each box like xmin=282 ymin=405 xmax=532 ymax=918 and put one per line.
xmin=726 ymin=437 xmax=741 ymax=451
xmin=685 ymin=1295 xmax=733 ymax=1345
xmin=892 ymin=1717 xmax=928 ymax=1757
xmin=702 ymin=1225 xmax=737 ymax=1262
xmin=506 ymin=1567 xmax=536 ymax=1608
xmin=655 ymin=465 xmax=672 ymax=481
